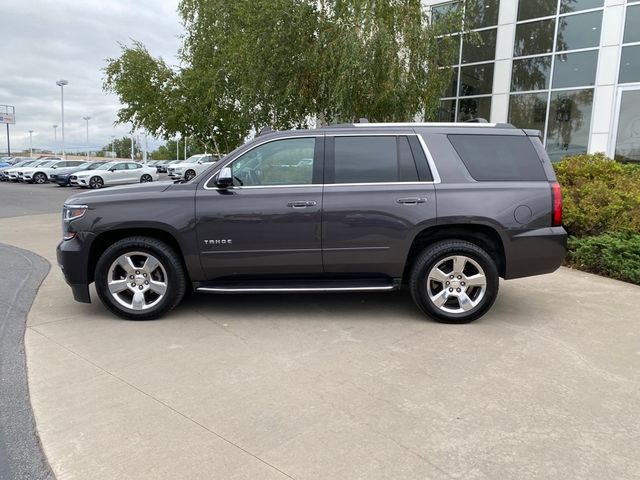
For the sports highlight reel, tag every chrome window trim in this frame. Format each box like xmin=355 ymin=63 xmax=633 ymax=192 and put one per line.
xmin=202 ymin=132 xmax=442 ymax=189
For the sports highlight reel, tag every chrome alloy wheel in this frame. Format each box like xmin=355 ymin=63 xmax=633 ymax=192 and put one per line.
xmin=107 ymin=251 xmax=168 ymax=310
xmin=426 ymin=255 xmax=487 ymax=314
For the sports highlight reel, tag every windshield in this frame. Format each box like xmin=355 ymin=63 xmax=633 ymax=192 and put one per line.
xmin=184 ymin=155 xmax=205 ymax=163
xmin=95 ymin=162 xmax=117 ymax=171
xmin=35 ymin=161 xmax=55 ymax=167
xmin=13 ymin=160 xmax=35 ymax=167
xmin=86 ymin=162 xmax=107 ymax=170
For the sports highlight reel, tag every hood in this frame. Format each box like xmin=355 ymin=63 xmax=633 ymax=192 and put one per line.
xmin=65 ymin=181 xmax=176 ymax=204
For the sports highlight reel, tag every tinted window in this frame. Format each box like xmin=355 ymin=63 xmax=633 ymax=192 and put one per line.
xmin=552 ymin=51 xmax=598 ymax=88
xmin=514 ymin=19 xmax=555 ymax=57
xmin=518 ymin=0 xmax=557 ymax=21
xmin=457 ymin=96 xmax=491 ymax=122
xmin=112 ymin=163 xmax=127 ymax=170
xmin=444 ymin=67 xmax=459 ymax=97
xmin=511 ymin=56 xmax=552 ymax=91
xmin=439 ymin=99 xmax=457 ymax=122
xmin=333 ymin=136 xmax=418 ymax=184
xmin=545 ymin=89 xmax=593 ymax=162
xmin=462 ymin=29 xmax=497 ymax=64
xmin=460 ymin=63 xmax=494 ymax=96
xmin=466 ymin=0 xmax=499 ymax=29
xmin=560 ymin=0 xmax=602 ymax=14
xmin=231 ymin=138 xmax=315 ymax=186
xmin=128 ymin=163 xmax=142 ymax=169
xmin=556 ymin=11 xmax=602 ymax=51
xmin=619 ymin=45 xmax=640 ymax=84
xmin=509 ymin=93 xmax=548 ymax=133
xmin=624 ymin=5 xmax=640 ymax=44
xmin=448 ymin=135 xmax=547 ymax=181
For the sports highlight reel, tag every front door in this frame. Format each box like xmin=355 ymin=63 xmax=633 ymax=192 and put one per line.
xmin=196 ymin=136 xmax=324 ymax=279
xmin=322 ymin=134 xmax=437 ymax=279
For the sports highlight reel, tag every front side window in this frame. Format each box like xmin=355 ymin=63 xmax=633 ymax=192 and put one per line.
xmin=127 ymin=163 xmax=142 ymax=169
xmin=230 ymin=137 xmax=316 ymax=186
xmin=333 ymin=136 xmax=419 ymax=184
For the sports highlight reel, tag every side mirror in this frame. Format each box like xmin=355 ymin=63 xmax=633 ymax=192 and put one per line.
xmin=215 ymin=167 xmax=233 ymax=188
xmin=109 ymin=168 xmax=116 ymax=172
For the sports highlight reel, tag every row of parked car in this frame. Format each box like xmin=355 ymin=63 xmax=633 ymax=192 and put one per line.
xmin=0 ymin=154 xmax=219 ymax=188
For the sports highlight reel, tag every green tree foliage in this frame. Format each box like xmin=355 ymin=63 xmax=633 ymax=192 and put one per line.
xmin=100 ymin=136 xmax=141 ymax=159
xmin=104 ymin=0 xmax=465 ymax=152
xmin=151 ymin=138 xmax=199 ymax=160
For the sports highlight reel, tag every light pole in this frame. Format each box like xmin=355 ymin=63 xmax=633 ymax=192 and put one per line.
xmin=176 ymin=136 xmax=179 ymax=161
xmin=82 ymin=116 xmax=91 ymax=158
xmin=130 ymin=133 xmax=135 ymax=160
xmin=52 ymin=125 xmax=58 ymax=152
xmin=56 ymin=80 xmax=68 ymax=159
xmin=28 ymin=130 xmax=34 ymax=157
xmin=111 ymin=135 xmax=115 ymax=158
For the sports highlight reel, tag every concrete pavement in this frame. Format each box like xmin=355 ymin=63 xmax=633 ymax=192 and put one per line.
xmin=1 ymin=212 xmax=640 ymax=479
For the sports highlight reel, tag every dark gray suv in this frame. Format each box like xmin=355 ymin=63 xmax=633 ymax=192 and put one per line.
xmin=57 ymin=122 xmax=566 ymax=323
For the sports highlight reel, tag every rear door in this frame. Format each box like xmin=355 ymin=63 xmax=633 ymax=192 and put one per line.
xmin=322 ymin=133 xmax=437 ymax=278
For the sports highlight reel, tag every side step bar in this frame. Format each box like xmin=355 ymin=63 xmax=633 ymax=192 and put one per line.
xmin=197 ymin=285 xmax=396 ymax=293
xmin=195 ymin=278 xmax=400 ymax=294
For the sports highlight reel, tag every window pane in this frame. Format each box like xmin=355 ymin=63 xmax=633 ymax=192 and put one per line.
xmin=334 ymin=137 xmax=399 ymax=183
xmin=509 ymin=93 xmax=548 ymax=132
xmin=614 ymin=90 xmax=640 ymax=163
xmin=624 ymin=5 xmax=640 ymax=44
xmin=514 ymin=19 xmax=556 ymax=57
xmin=462 ymin=29 xmax=497 ymax=64
xmin=448 ymin=135 xmax=547 ymax=181
xmin=398 ymin=137 xmax=420 ymax=181
xmin=518 ymin=0 xmax=558 ymax=21
xmin=436 ymin=35 xmax=460 ymax=66
xmin=545 ymin=89 xmax=593 ymax=162
xmin=619 ymin=46 xmax=640 ymax=84
xmin=458 ymin=96 xmax=491 ymax=122
xmin=432 ymin=1 xmax=462 ymax=34
xmin=552 ymin=51 xmax=598 ymax=88
xmin=556 ymin=11 xmax=602 ymax=51
xmin=511 ymin=56 xmax=552 ymax=91
xmin=460 ymin=63 xmax=494 ymax=96
xmin=443 ymin=67 xmax=459 ymax=97
xmin=439 ymin=99 xmax=457 ymax=122
xmin=232 ymin=138 xmax=315 ymax=186
xmin=466 ymin=0 xmax=499 ymax=29
xmin=560 ymin=0 xmax=603 ymax=14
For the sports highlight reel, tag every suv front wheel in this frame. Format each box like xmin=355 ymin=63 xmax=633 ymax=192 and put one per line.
xmin=94 ymin=236 xmax=187 ymax=320
xmin=410 ymin=240 xmax=499 ymax=323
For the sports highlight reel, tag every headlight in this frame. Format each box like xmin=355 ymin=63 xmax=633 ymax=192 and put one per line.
xmin=62 ymin=204 xmax=88 ymax=240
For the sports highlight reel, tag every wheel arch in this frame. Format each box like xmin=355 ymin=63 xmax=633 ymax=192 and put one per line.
xmin=87 ymin=227 xmax=190 ymax=284
xmin=403 ymin=224 xmax=506 ymax=282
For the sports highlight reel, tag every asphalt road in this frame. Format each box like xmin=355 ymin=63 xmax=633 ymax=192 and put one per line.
xmin=0 ymin=244 xmax=53 ymax=480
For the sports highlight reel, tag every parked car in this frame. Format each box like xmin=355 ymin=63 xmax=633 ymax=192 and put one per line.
xmin=19 ymin=160 xmax=87 ymax=184
xmin=70 ymin=161 xmax=159 ymax=189
xmin=0 ymin=161 xmax=11 ymax=169
xmin=0 ymin=159 xmax=36 ymax=181
xmin=167 ymin=154 xmax=216 ymax=181
xmin=6 ymin=160 xmax=54 ymax=182
xmin=155 ymin=160 xmax=174 ymax=173
xmin=51 ymin=162 xmax=109 ymax=187
xmin=58 ymin=122 xmax=567 ymax=322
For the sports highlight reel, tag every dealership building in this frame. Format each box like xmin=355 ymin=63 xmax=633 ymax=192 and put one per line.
xmin=425 ymin=0 xmax=640 ymax=162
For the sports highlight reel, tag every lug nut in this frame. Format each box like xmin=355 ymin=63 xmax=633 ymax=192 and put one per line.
xmin=456 ymin=288 xmax=461 ymax=292
xmin=457 ymin=275 xmax=462 ymax=279
xmin=130 ymin=282 xmax=136 ymax=287
xmin=144 ymin=281 xmax=149 ymax=285
xmin=135 ymin=270 xmax=140 ymax=275
xmin=138 ymin=285 xmax=144 ymax=290
xmin=445 ymin=281 xmax=450 ymax=285
xmin=143 ymin=273 xmax=147 ymax=277
xmin=129 ymin=275 xmax=134 ymax=279
xmin=450 ymin=275 xmax=454 ymax=279
xmin=461 ymin=282 xmax=465 ymax=286
xmin=449 ymin=288 xmax=453 ymax=292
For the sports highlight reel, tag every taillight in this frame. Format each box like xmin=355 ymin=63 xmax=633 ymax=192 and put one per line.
xmin=551 ymin=182 xmax=562 ymax=227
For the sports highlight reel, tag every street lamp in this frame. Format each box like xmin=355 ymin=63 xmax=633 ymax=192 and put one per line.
xmin=52 ymin=125 xmax=58 ymax=151
xmin=28 ymin=130 xmax=34 ymax=157
xmin=83 ymin=116 xmax=91 ymax=158
xmin=56 ymin=80 xmax=68 ymax=159
xmin=111 ymin=135 xmax=115 ymax=158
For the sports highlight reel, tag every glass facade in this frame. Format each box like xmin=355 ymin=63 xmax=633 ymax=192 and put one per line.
xmin=614 ymin=90 xmax=640 ymax=163
xmin=619 ymin=5 xmax=640 ymax=84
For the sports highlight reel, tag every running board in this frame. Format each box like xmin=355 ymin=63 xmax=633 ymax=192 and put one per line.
xmin=196 ymin=278 xmax=399 ymax=294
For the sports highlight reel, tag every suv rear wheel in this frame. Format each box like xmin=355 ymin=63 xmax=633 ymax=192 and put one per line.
xmin=95 ymin=236 xmax=187 ymax=320
xmin=409 ymin=240 xmax=499 ymax=323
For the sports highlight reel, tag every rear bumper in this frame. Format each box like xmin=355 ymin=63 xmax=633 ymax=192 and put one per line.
xmin=503 ymin=226 xmax=567 ymax=279
xmin=56 ymin=235 xmax=94 ymax=303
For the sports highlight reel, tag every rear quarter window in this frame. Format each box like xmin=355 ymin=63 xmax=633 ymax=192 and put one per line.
xmin=448 ymin=134 xmax=547 ymax=181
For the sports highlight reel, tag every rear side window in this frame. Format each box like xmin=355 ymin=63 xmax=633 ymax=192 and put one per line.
xmin=333 ymin=136 xmax=419 ymax=183
xmin=448 ymin=134 xmax=547 ymax=181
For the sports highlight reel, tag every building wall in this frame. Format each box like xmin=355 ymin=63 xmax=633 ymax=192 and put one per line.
xmin=424 ymin=0 xmax=640 ymax=162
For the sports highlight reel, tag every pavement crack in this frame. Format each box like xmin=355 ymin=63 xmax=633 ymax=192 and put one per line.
xmin=28 ymin=328 xmax=296 ymax=480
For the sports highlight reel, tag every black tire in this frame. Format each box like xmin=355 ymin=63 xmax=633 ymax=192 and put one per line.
xmin=184 ymin=169 xmax=196 ymax=181
xmin=33 ymin=172 xmax=47 ymax=184
xmin=95 ymin=236 xmax=187 ymax=320
xmin=89 ymin=176 xmax=103 ymax=189
xmin=140 ymin=174 xmax=153 ymax=183
xmin=409 ymin=240 xmax=499 ymax=324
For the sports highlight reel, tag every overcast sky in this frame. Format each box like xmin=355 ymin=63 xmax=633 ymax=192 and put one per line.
xmin=0 ymin=0 xmax=183 ymax=153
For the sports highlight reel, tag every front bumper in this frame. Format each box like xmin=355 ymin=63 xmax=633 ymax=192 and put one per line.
xmin=56 ymin=235 xmax=94 ymax=303
xmin=503 ymin=226 xmax=567 ymax=279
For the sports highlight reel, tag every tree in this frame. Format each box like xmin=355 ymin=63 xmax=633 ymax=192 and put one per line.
xmin=100 ymin=136 xmax=140 ymax=159
xmin=104 ymin=0 xmax=466 ymax=152
xmin=151 ymin=138 xmax=199 ymax=160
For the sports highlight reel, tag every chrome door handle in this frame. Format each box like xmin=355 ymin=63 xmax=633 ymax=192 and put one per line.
xmin=397 ymin=197 xmax=427 ymax=205
xmin=287 ymin=200 xmax=317 ymax=208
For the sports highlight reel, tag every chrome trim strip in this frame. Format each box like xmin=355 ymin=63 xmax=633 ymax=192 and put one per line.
xmin=197 ymin=286 xmax=396 ymax=293
xmin=202 ymin=248 xmax=321 ymax=255
xmin=417 ymin=134 xmax=442 ymax=184
xmin=324 ymin=182 xmax=434 ymax=187
xmin=352 ymin=122 xmax=497 ymax=128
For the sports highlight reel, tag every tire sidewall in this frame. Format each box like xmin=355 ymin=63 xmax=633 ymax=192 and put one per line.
xmin=411 ymin=241 xmax=499 ymax=323
xmin=95 ymin=238 xmax=185 ymax=320
xmin=90 ymin=176 xmax=103 ymax=189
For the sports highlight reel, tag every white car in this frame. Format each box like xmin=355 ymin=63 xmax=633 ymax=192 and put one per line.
xmin=19 ymin=160 xmax=87 ymax=184
xmin=167 ymin=154 xmax=217 ymax=181
xmin=0 ymin=159 xmax=36 ymax=181
xmin=6 ymin=160 xmax=55 ymax=182
xmin=70 ymin=161 xmax=159 ymax=189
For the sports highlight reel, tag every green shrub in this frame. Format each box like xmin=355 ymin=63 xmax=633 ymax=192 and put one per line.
xmin=554 ymin=153 xmax=640 ymax=237
xmin=568 ymin=233 xmax=640 ymax=285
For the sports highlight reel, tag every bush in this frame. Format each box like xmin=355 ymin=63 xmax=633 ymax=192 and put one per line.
xmin=568 ymin=233 xmax=640 ymax=285
xmin=554 ymin=153 xmax=640 ymax=237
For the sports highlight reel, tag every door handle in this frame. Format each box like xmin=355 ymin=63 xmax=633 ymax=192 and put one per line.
xmin=287 ymin=200 xmax=317 ymax=208
xmin=397 ymin=197 xmax=427 ymax=205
